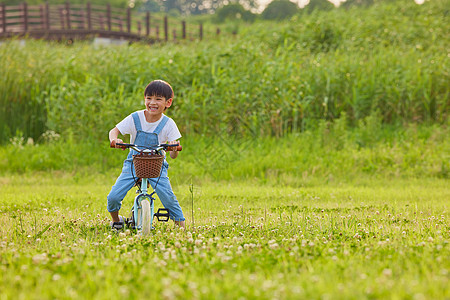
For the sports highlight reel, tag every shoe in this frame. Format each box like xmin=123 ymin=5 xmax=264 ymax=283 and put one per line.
xmin=110 ymin=215 xmax=125 ymax=230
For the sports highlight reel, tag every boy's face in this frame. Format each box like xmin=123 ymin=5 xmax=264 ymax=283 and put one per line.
xmin=144 ymin=95 xmax=172 ymax=117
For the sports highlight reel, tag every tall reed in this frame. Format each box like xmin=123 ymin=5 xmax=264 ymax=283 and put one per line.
xmin=0 ymin=0 xmax=447 ymax=144
xmin=1 ymin=122 xmax=448 ymax=182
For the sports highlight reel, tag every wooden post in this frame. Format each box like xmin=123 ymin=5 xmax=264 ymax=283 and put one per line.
xmin=137 ymin=21 xmax=141 ymax=35
xmin=23 ymin=2 xmax=28 ymax=32
xmin=106 ymin=3 xmax=111 ymax=31
xmin=173 ymin=29 xmax=176 ymax=41
xmin=59 ymin=7 xmax=65 ymax=29
xmin=87 ymin=2 xmax=92 ymax=30
xmin=65 ymin=2 xmax=71 ymax=30
xmin=199 ymin=23 xmax=203 ymax=40
xmin=39 ymin=4 xmax=44 ymax=29
xmin=216 ymin=27 xmax=220 ymax=36
xmin=45 ymin=2 xmax=49 ymax=30
xmin=145 ymin=12 xmax=150 ymax=36
xmin=156 ymin=25 xmax=159 ymax=39
xmin=182 ymin=20 xmax=186 ymax=39
xmin=127 ymin=7 xmax=131 ymax=33
xmin=79 ymin=9 xmax=84 ymax=29
xmin=1 ymin=3 xmax=7 ymax=33
xmin=164 ymin=15 xmax=168 ymax=42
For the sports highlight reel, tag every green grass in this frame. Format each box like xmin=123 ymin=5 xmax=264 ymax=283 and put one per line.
xmin=0 ymin=0 xmax=448 ymax=144
xmin=0 ymin=174 xmax=448 ymax=299
xmin=1 ymin=123 xmax=447 ymax=298
xmin=1 ymin=123 xmax=448 ymax=182
xmin=0 ymin=0 xmax=448 ymax=297
xmin=0 ymin=124 xmax=448 ymax=299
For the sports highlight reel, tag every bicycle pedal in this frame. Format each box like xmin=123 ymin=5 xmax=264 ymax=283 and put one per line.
xmin=154 ymin=208 xmax=170 ymax=222
xmin=125 ymin=217 xmax=135 ymax=229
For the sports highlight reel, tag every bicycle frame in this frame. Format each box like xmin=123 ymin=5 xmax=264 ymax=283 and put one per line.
xmin=112 ymin=142 xmax=179 ymax=234
xmin=133 ymin=178 xmax=155 ymax=232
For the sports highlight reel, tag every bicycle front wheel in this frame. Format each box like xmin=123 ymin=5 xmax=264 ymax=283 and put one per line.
xmin=138 ymin=199 xmax=152 ymax=236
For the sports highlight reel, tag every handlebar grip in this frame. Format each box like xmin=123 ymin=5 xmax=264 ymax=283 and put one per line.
xmin=110 ymin=141 xmax=127 ymax=149
xmin=167 ymin=145 xmax=182 ymax=152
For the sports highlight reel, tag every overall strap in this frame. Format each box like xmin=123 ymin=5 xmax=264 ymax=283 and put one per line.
xmin=153 ymin=115 xmax=169 ymax=135
xmin=132 ymin=112 xmax=142 ymax=131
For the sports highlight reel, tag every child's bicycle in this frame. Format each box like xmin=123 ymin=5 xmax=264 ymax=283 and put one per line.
xmin=112 ymin=142 xmax=182 ymax=235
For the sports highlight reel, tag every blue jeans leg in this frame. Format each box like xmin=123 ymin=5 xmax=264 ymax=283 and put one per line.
xmin=149 ymin=176 xmax=185 ymax=221
xmin=107 ymin=170 xmax=136 ymax=213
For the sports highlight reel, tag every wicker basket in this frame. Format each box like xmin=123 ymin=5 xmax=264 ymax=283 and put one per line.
xmin=133 ymin=154 xmax=164 ymax=178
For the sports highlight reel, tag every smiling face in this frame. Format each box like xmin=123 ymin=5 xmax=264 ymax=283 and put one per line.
xmin=144 ymin=94 xmax=172 ymax=122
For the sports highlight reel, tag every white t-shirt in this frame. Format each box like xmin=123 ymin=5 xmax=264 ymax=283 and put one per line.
xmin=116 ymin=110 xmax=181 ymax=144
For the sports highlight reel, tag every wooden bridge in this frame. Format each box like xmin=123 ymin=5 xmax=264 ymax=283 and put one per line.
xmin=0 ymin=2 xmax=218 ymax=43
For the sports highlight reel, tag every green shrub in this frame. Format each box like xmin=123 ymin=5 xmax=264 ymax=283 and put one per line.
xmin=216 ymin=3 xmax=256 ymax=22
xmin=261 ymin=0 xmax=299 ymax=20
xmin=304 ymin=0 xmax=336 ymax=12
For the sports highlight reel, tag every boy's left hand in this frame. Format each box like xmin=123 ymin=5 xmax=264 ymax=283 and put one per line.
xmin=168 ymin=140 xmax=179 ymax=151
xmin=168 ymin=140 xmax=180 ymax=159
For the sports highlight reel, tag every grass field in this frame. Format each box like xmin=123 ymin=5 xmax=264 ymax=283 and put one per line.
xmin=1 ymin=0 xmax=448 ymax=144
xmin=0 ymin=173 xmax=448 ymax=299
xmin=0 ymin=0 xmax=448 ymax=298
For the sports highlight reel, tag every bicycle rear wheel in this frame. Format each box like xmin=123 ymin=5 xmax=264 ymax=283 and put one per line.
xmin=138 ymin=199 xmax=152 ymax=235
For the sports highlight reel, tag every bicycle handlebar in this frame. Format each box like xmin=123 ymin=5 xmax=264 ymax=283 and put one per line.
xmin=110 ymin=140 xmax=182 ymax=152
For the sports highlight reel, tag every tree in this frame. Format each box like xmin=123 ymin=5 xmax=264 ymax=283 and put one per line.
xmin=216 ymin=3 xmax=256 ymax=22
xmin=141 ymin=0 xmax=257 ymax=15
xmin=2 ymin=0 xmax=128 ymax=8
xmin=139 ymin=0 xmax=164 ymax=12
xmin=341 ymin=0 xmax=375 ymax=8
xmin=304 ymin=0 xmax=335 ymax=12
xmin=261 ymin=0 xmax=299 ymax=20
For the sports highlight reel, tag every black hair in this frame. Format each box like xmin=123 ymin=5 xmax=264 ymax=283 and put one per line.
xmin=144 ymin=80 xmax=174 ymax=99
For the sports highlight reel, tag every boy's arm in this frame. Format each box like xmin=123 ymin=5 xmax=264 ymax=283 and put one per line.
xmin=109 ymin=127 xmax=124 ymax=148
xmin=168 ymin=140 xmax=179 ymax=159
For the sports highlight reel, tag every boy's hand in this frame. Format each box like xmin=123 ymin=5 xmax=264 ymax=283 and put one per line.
xmin=110 ymin=139 xmax=125 ymax=150
xmin=109 ymin=127 xmax=125 ymax=149
xmin=168 ymin=140 xmax=179 ymax=151
xmin=168 ymin=140 xmax=180 ymax=159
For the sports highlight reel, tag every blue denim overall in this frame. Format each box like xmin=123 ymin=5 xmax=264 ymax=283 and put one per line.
xmin=107 ymin=113 xmax=185 ymax=221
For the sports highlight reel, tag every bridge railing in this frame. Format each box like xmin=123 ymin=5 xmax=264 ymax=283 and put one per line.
xmin=0 ymin=2 xmax=215 ymax=42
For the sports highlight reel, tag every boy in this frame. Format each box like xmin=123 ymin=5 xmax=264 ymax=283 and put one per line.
xmin=108 ymin=80 xmax=185 ymax=229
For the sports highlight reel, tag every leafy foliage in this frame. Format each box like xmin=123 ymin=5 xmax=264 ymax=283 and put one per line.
xmin=0 ymin=0 xmax=448 ymax=144
xmin=215 ymin=3 xmax=256 ymax=22
xmin=1 ymin=0 xmax=258 ymax=14
xmin=261 ymin=0 xmax=299 ymax=20
xmin=304 ymin=0 xmax=336 ymax=12
xmin=1 ymin=122 xmax=448 ymax=182
xmin=1 ymin=0 xmax=129 ymax=8
xmin=341 ymin=0 xmax=375 ymax=8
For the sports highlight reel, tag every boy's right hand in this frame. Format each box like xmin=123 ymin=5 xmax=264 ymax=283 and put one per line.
xmin=110 ymin=139 xmax=125 ymax=149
